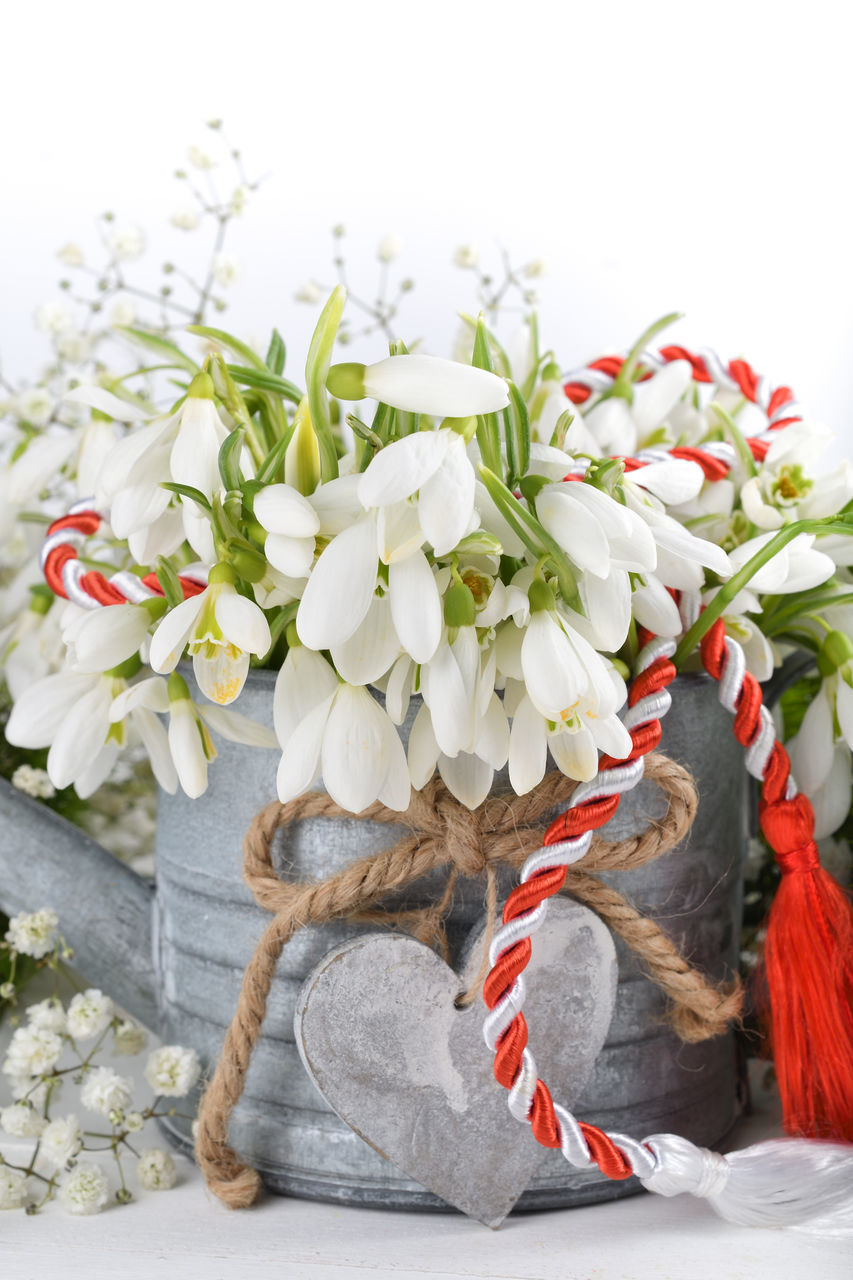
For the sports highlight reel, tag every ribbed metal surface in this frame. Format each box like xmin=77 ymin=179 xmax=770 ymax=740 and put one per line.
xmin=153 ymin=669 xmax=747 ymax=1210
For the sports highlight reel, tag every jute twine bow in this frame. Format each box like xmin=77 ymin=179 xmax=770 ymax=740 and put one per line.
xmin=195 ymin=754 xmax=742 ymax=1208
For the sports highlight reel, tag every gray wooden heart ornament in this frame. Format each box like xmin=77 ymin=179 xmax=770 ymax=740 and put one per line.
xmin=294 ymin=897 xmax=617 ymax=1227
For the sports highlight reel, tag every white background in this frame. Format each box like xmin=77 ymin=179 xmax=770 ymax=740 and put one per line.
xmin=1 ymin=0 xmax=851 ymax=458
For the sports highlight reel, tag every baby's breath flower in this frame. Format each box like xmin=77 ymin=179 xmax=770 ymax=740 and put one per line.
xmin=170 ymin=206 xmax=201 ymax=231
xmin=113 ymin=1020 xmax=148 ymax=1057
xmin=295 ymin=281 xmax=323 ymax=304
xmin=0 ymin=1102 xmax=47 ymax=1139
xmin=212 ymin=252 xmax=241 ymax=288
xmin=56 ymin=241 xmax=85 ymax=267
xmin=40 ymin=1114 xmax=83 ymax=1170
xmin=523 ymin=258 xmax=547 ymax=278
xmin=144 ymin=1045 xmax=200 ymax=1098
xmin=14 ymin=389 xmax=55 ymax=428
xmin=4 ymin=908 xmax=59 ymax=958
xmin=106 ymin=224 xmax=145 ymax=262
xmin=3 ymin=1025 xmax=62 ymax=1078
xmin=125 ymin=1111 xmax=145 ymax=1133
xmin=80 ymin=1066 xmax=134 ymax=1117
xmin=377 ymin=234 xmax=402 ymax=263
xmin=453 ymin=244 xmax=479 ymax=269
xmin=8 ymin=1074 xmax=59 ymax=1109
xmin=66 ymin=989 xmax=113 ymax=1041
xmin=58 ymin=1162 xmax=109 ymax=1215
xmin=27 ymin=998 xmax=67 ymax=1034
xmin=35 ymin=299 xmax=73 ymax=334
xmin=55 ymin=330 xmax=92 ymax=364
xmin=188 ymin=143 xmax=216 ymax=170
xmin=0 ymin=982 xmax=14 ymax=1000
xmin=136 ymin=1148 xmax=177 ymax=1191
xmin=0 ymin=1168 xmax=29 ymax=1211
xmin=10 ymin=764 xmax=56 ymax=799
xmin=230 ymin=185 xmax=249 ymax=215
xmin=110 ymin=298 xmax=137 ymax=326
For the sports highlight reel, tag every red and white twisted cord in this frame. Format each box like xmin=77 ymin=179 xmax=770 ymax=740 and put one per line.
xmin=40 ymin=500 xmax=205 ymax=611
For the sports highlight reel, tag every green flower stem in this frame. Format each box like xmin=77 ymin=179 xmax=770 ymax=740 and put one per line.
xmin=763 ymin=589 xmax=853 ymax=638
xmin=672 ymin=517 xmax=853 ymax=669
xmin=609 ymin=312 xmax=682 ymax=401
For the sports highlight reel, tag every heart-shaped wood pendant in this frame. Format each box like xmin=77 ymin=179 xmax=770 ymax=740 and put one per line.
xmin=294 ymin=897 xmax=616 ymax=1226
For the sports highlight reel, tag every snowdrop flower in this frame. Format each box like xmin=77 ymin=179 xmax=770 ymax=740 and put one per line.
xmin=0 ymin=1168 xmax=29 ymax=1211
xmin=149 ymin=566 xmax=271 ymax=705
xmin=56 ymin=329 xmax=92 ymax=364
xmin=144 ymin=1045 xmax=200 ymax=1097
xmin=113 ymin=1020 xmax=148 ymax=1056
xmin=623 ymin=480 xmax=732 ymax=591
xmin=3 ymin=1026 xmax=63 ymax=1077
xmin=170 ymin=206 xmax=201 ymax=231
xmin=787 ymin=631 xmax=853 ymax=834
xmin=212 ymin=252 xmax=241 ymax=287
xmin=582 ymin=360 xmax=693 ymax=456
xmin=81 ymin=1067 xmax=134 ymax=1117
xmin=740 ymin=421 xmax=853 ymax=530
xmin=1 ymin=1102 xmax=46 ymax=1139
xmin=41 ymin=1115 xmax=84 ymax=1170
xmin=508 ymin=674 xmax=629 ymax=795
xmin=63 ymin=602 xmax=152 ymax=674
xmin=4 ymin=908 xmax=59 ymax=958
xmin=377 ymin=234 xmax=402 ymax=262
xmin=58 ymin=1163 xmax=109 ymax=1215
xmin=106 ymin=223 xmax=146 ymax=261
xmin=728 ymin=531 xmax=835 ymax=594
xmin=161 ymin=672 xmax=276 ymax=798
xmin=66 ymin=989 xmax=113 ymax=1041
xmin=15 ymin=386 xmax=55 ymax=426
xmin=253 ymin=483 xmax=320 ymax=578
xmin=630 ymin=575 xmax=683 ymax=638
xmin=137 ymin=1148 xmax=177 ymax=1191
xmin=274 ymin=646 xmax=411 ymax=813
xmin=328 ymin=354 xmax=509 ymax=417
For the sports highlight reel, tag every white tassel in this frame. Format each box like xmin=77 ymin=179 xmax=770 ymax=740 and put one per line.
xmin=641 ymin=1134 xmax=853 ymax=1235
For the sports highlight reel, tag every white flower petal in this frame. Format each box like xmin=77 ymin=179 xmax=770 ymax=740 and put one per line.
xmin=388 ymin=551 xmax=442 ymax=664
xmin=273 ymin=647 xmax=339 ymax=747
xmin=631 ymin=360 xmax=692 ymax=432
xmin=321 ymin=687 xmax=389 ymax=813
xmin=549 ymin=724 xmax=598 ymax=782
xmin=276 ymin=694 xmax=333 ymax=802
xmin=809 ymin=746 xmax=852 ymax=840
xmin=169 ymin=702 xmax=210 ymax=798
xmin=199 ymin=704 xmax=278 ymax=748
xmin=363 ymin=354 xmax=509 ymax=417
xmin=582 ymin=397 xmax=636 ymax=455
xmin=63 ymin=384 xmax=150 ymax=422
xmin=632 ymin=459 xmax=704 ymax=505
xmin=418 ymin=436 xmax=476 ymax=555
xmin=297 ymin=517 xmax=378 ymax=649
xmin=264 ymin=533 xmax=315 ymax=578
xmin=377 ymin=714 xmax=411 ymax=812
xmin=5 ymin=673 xmax=96 ymax=748
xmin=521 ymin=613 xmax=584 ymax=721
xmin=149 ymin=594 xmax=206 ymax=673
xmin=741 ymin=476 xmax=785 ymax=530
xmin=331 ymin=593 xmax=400 ymax=685
xmin=437 ymin=751 xmax=493 ymax=810
xmin=508 ymin=695 xmax=547 ymax=795
xmin=133 ymin=707 xmax=178 ymax=793
xmin=408 ymin=703 xmax=440 ymax=789
xmin=358 ymin=432 xmax=450 ymax=509
xmin=193 ymin=646 xmax=250 ymax=706
xmin=474 ymin=693 xmax=510 ymax=769
xmin=253 ymin=484 xmax=320 ymax=537
xmin=74 ymin=742 xmax=121 ymax=799
xmin=47 ymin=682 xmax=112 ymax=790
xmin=170 ymin=398 xmax=228 ymax=497
xmin=536 ymin=488 xmax=611 ymax=578
xmin=835 ymin=676 xmax=853 ymax=749
xmin=214 ymin=588 xmax=271 ymax=657
xmin=71 ymin=605 xmax=150 ymax=673
xmin=110 ymin=676 xmax=170 ymax=721
xmin=788 ymin=687 xmax=835 ymax=795
xmin=385 ymin=655 xmax=413 ymax=726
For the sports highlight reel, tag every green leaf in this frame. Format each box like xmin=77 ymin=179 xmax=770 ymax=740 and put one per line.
xmin=116 ymin=327 xmax=199 ymax=375
xmin=472 ymin=316 xmax=502 ymax=475
xmin=710 ymin=402 xmax=758 ymax=479
xmin=218 ymin=428 xmax=246 ymax=491
xmin=256 ymin=422 xmax=299 ymax=485
xmin=161 ymin=482 xmax=213 ymax=513
xmin=186 ymin=324 xmax=265 ymax=370
xmin=506 ymin=380 xmax=531 ymax=485
xmin=306 ymin=286 xmax=346 ymax=482
xmin=225 ymin=365 xmax=303 ymax=404
xmin=478 ymin=465 xmax=578 ymax=602
xmin=155 ymin=556 xmax=185 ymax=610
xmin=265 ymin=329 xmax=286 ymax=375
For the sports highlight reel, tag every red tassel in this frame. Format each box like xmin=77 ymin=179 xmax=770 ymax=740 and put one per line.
xmin=760 ymin=788 xmax=853 ymax=1141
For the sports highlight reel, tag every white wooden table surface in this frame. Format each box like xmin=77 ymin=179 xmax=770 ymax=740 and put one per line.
xmin=1 ymin=991 xmax=851 ymax=1279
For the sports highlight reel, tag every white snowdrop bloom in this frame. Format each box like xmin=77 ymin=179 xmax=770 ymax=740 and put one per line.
xmin=453 ymin=244 xmax=479 ymax=268
xmin=137 ymin=1148 xmax=177 ymax=1191
xmin=630 ymin=576 xmax=683 ymax=638
xmin=359 ymin=427 xmax=478 ymax=556
xmin=144 ymin=1045 xmax=200 ymax=1097
xmin=740 ymin=420 xmax=853 ymax=530
xmin=253 ymin=483 xmax=320 ymax=578
xmin=27 ymin=998 xmax=67 ymax=1034
xmin=188 ymin=143 xmax=216 ymax=170
xmin=276 ymin=668 xmax=411 ymax=815
xmin=508 ymin=684 xmax=630 ymax=793
xmin=3 ymin=1025 xmax=63 ymax=1078
xmin=149 ymin=573 xmax=271 ymax=705
xmin=35 ymin=299 xmax=74 ymax=334
xmin=728 ymin=531 xmax=835 ymax=595
xmin=787 ymin=637 xmax=853 ymax=825
xmin=295 ymin=280 xmax=324 ymax=304
xmin=4 ymin=908 xmax=59 ymax=959
xmin=581 ymin=360 xmax=693 ymax=455
xmin=622 ymin=481 xmax=732 ymax=591
xmin=709 ymin=590 xmax=775 ymax=682
xmin=212 ymin=252 xmax=241 ymax=288
xmin=56 ymin=329 xmax=92 ymax=365
xmin=163 ymin=677 xmax=276 ymax=798
xmin=63 ymin=603 xmax=151 ymax=674
xmin=808 ymin=747 xmax=853 ymax=841
xmin=66 ymin=989 xmax=113 ymax=1041
xmin=110 ymin=297 xmax=137 ymax=326
xmin=7 ymin=429 xmax=77 ymax=504
xmin=1 ymin=1102 xmax=47 ymax=1139
xmin=377 ymin=234 xmax=402 ymax=262
xmin=15 ymin=386 xmax=55 ymax=426
xmin=106 ymin=223 xmax=146 ymax=261
xmin=58 ymin=1162 xmax=109 ymax=1215
xmin=407 ymin=693 xmax=509 ymax=810
xmin=41 ymin=1115 xmax=84 ymax=1170
xmin=57 ymin=241 xmax=84 ymax=267
xmin=0 ymin=1168 xmax=28 ymax=1211
xmin=6 ymin=670 xmax=125 ymax=798
xmin=170 ymin=206 xmax=201 ymax=231
xmin=329 ymin=354 xmax=509 ymax=417
xmin=113 ymin=1020 xmax=148 ymax=1056
xmin=81 ymin=1066 xmax=134 ymax=1117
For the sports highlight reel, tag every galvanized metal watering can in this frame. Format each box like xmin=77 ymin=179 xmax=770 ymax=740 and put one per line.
xmin=0 ymin=669 xmax=748 ymax=1211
